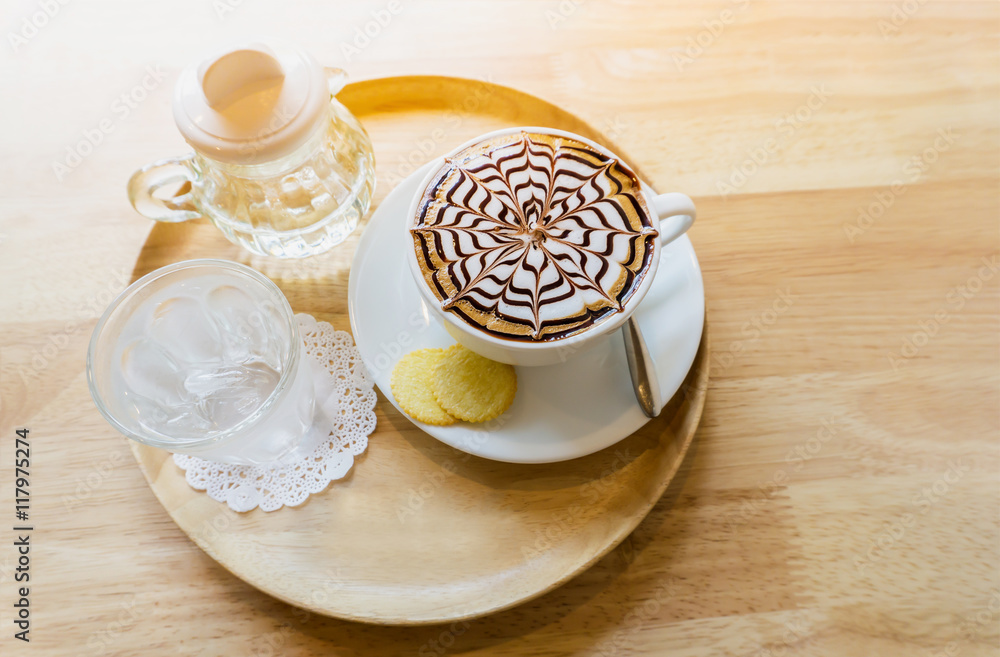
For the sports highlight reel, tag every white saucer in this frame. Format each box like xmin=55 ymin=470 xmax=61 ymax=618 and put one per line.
xmin=347 ymin=163 xmax=705 ymax=464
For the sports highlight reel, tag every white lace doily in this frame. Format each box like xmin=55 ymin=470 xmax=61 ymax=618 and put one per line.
xmin=173 ymin=314 xmax=377 ymax=512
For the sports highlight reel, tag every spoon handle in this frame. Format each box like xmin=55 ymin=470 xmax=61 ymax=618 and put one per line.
xmin=622 ymin=316 xmax=662 ymax=418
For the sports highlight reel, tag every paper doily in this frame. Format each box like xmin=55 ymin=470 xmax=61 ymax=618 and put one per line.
xmin=173 ymin=314 xmax=377 ymax=512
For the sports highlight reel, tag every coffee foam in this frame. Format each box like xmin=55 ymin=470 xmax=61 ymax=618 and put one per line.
xmin=411 ymin=131 xmax=657 ymax=342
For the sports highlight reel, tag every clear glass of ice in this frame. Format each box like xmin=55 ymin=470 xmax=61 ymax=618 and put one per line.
xmin=87 ymin=259 xmax=322 ymax=465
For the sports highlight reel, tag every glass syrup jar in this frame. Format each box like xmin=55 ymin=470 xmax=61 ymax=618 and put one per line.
xmin=128 ymin=39 xmax=375 ymax=258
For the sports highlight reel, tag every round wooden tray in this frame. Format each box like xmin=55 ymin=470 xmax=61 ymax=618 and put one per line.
xmin=129 ymin=75 xmax=709 ymax=625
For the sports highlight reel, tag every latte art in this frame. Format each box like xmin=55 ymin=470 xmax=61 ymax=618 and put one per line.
xmin=411 ymin=132 xmax=658 ymax=341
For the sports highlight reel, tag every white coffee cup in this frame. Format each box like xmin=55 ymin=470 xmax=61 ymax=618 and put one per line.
xmin=405 ymin=126 xmax=696 ymax=367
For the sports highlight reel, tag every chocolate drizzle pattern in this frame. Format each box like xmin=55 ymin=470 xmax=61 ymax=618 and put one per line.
xmin=412 ymin=132 xmax=658 ymax=341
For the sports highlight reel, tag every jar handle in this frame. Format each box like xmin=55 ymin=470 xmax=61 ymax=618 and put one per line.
xmin=325 ymin=67 xmax=348 ymax=96
xmin=127 ymin=155 xmax=201 ymax=223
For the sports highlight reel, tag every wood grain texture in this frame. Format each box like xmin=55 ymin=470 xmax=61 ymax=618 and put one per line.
xmin=127 ymin=75 xmax=710 ymax=625
xmin=0 ymin=1 xmax=998 ymax=655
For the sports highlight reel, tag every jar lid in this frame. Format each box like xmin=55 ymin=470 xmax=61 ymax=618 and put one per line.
xmin=173 ymin=39 xmax=330 ymax=165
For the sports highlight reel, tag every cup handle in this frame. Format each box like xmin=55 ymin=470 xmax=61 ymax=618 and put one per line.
xmin=651 ymin=192 xmax=696 ymax=246
xmin=325 ymin=67 xmax=348 ymax=96
xmin=127 ymin=155 xmax=200 ymax=223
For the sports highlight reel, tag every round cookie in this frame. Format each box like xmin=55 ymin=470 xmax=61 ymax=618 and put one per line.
xmin=391 ymin=348 xmax=457 ymax=426
xmin=431 ymin=345 xmax=517 ymax=423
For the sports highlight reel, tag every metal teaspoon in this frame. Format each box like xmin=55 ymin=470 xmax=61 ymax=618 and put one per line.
xmin=622 ymin=315 xmax=662 ymax=418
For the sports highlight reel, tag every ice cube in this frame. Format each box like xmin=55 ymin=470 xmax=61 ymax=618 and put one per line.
xmin=149 ymin=295 xmax=222 ymax=365
xmin=130 ymin=394 xmax=170 ymax=430
xmin=307 ymin=357 xmax=340 ymax=421
xmin=206 ymin=285 xmax=261 ymax=361
xmin=257 ymin=303 xmax=291 ymax=370
xmin=120 ymin=338 xmax=189 ymax=407
xmin=166 ymin=404 xmax=217 ymax=436
xmin=206 ymin=285 xmax=285 ymax=371
xmin=184 ymin=362 xmax=280 ymax=432
xmin=132 ymin=394 xmax=213 ymax=437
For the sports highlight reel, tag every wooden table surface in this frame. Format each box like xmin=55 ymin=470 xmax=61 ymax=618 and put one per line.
xmin=1 ymin=1 xmax=998 ymax=655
